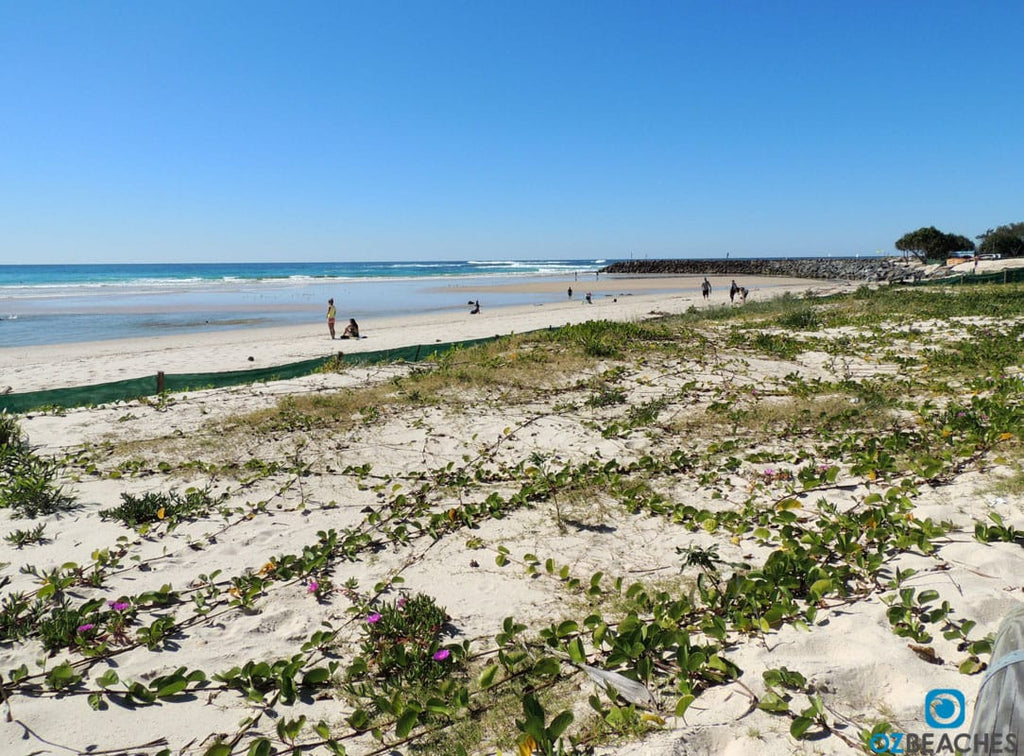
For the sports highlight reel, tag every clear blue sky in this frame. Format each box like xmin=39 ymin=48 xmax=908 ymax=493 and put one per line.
xmin=2 ymin=1 xmax=1022 ymax=264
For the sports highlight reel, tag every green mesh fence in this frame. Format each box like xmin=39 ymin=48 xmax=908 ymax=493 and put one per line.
xmin=0 ymin=336 xmax=498 ymax=414
xmin=895 ymin=268 xmax=1024 ymax=286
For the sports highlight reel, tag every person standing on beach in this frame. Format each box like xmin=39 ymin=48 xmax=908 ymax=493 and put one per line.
xmin=729 ymin=280 xmax=739 ymax=303
xmin=326 ymin=298 xmax=337 ymax=339
xmin=568 ymin=287 xmax=573 ymax=298
xmin=585 ymin=292 xmax=592 ymax=304
xmin=701 ymin=277 xmax=711 ymax=300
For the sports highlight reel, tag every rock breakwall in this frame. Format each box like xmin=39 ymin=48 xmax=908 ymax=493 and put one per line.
xmin=600 ymin=257 xmax=912 ymax=282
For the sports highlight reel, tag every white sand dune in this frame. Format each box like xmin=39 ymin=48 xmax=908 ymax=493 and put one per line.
xmin=1 ymin=276 xmax=1020 ymax=756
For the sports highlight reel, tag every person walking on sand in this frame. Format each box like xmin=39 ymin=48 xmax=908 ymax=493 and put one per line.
xmin=701 ymin=277 xmax=711 ymax=300
xmin=729 ymin=280 xmax=739 ymax=303
xmin=326 ymin=298 xmax=337 ymax=339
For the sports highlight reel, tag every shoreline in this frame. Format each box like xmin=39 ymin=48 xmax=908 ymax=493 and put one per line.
xmin=0 ymin=275 xmax=846 ymax=394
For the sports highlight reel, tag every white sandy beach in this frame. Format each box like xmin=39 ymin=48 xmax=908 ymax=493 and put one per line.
xmin=0 ymin=275 xmax=838 ymax=393
xmin=1 ymin=274 xmax=1020 ymax=756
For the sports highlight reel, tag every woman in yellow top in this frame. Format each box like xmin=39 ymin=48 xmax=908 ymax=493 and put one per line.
xmin=326 ymin=298 xmax=337 ymax=339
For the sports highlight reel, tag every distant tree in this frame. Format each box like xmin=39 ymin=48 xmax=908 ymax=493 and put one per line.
xmin=977 ymin=222 xmax=1024 ymax=258
xmin=895 ymin=226 xmax=975 ymax=263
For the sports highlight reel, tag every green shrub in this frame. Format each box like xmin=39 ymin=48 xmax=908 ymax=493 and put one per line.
xmin=349 ymin=593 xmax=454 ymax=687
xmin=99 ymin=487 xmax=224 ymax=529
xmin=0 ymin=454 xmax=74 ymax=518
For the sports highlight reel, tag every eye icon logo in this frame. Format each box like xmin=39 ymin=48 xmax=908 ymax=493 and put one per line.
xmin=925 ymin=689 xmax=965 ymax=729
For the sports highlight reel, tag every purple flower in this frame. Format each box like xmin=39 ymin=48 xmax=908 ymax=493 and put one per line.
xmin=366 ymin=612 xmax=382 ymax=624
xmin=432 ymin=649 xmax=450 ymax=661
xmin=307 ymin=581 xmax=319 ymax=593
xmin=108 ymin=601 xmax=130 ymax=611
xmin=397 ymin=597 xmax=407 ymax=609
xmin=77 ymin=624 xmax=95 ymax=633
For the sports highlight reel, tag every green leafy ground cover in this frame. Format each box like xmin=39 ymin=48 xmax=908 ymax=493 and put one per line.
xmin=0 ymin=283 xmax=1023 ymax=755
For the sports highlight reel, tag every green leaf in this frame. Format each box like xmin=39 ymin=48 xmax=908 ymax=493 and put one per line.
xmin=426 ymin=698 xmax=452 ymax=716
xmin=547 ymin=710 xmax=574 ymax=740
xmin=204 ymin=745 xmax=233 ymax=756
xmin=531 ymin=657 xmax=561 ymax=678
xmin=523 ymin=693 xmax=545 ymax=723
xmin=478 ymin=664 xmax=499 ymax=689
xmin=757 ymin=691 xmax=790 ymax=714
xmin=395 ymin=709 xmax=418 ymax=739
xmin=347 ymin=708 xmax=370 ymax=731
xmin=556 ymin=620 xmax=578 ymax=637
xmin=567 ymin=637 xmax=586 ymax=665
xmin=808 ymin=578 xmax=832 ymax=598
xmin=302 ymin=667 xmax=331 ymax=685
xmin=247 ymin=739 xmax=272 ymax=756
xmin=790 ymin=715 xmax=813 ymax=739
xmin=959 ymin=657 xmax=985 ymax=675
xmin=674 ymin=694 xmax=695 ymax=718
xmin=155 ymin=678 xmax=188 ymax=698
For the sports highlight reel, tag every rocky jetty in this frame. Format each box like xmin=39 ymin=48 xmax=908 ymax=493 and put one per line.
xmin=600 ymin=257 xmax=915 ymax=282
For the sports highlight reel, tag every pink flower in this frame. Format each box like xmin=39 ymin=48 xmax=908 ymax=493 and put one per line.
xmin=366 ymin=613 xmax=382 ymax=624
xmin=432 ymin=649 xmax=450 ymax=661
xmin=108 ymin=601 xmax=130 ymax=611
xmin=397 ymin=597 xmax=407 ymax=609
xmin=307 ymin=581 xmax=319 ymax=593
xmin=77 ymin=624 xmax=95 ymax=633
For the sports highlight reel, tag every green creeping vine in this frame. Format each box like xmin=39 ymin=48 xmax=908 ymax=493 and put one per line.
xmin=3 ymin=290 xmax=1024 ymax=754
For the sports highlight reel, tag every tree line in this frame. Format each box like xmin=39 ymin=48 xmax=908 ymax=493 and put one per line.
xmin=895 ymin=222 xmax=1024 ymax=263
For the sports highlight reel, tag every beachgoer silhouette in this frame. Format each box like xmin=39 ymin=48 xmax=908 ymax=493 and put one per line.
xmin=729 ymin=280 xmax=739 ymax=303
xmin=701 ymin=278 xmax=711 ymax=300
xmin=470 ymin=300 xmax=480 ymax=314
xmin=585 ymin=292 xmax=592 ymax=304
xmin=568 ymin=287 xmax=573 ymax=298
xmin=341 ymin=318 xmax=359 ymax=339
xmin=326 ymin=298 xmax=336 ymax=339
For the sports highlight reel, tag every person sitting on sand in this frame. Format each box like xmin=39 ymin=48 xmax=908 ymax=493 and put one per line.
xmin=340 ymin=318 xmax=359 ymax=339
xmin=470 ymin=300 xmax=480 ymax=314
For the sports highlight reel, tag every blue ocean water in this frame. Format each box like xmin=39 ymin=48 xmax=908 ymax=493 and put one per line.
xmin=0 ymin=259 xmax=611 ymax=347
